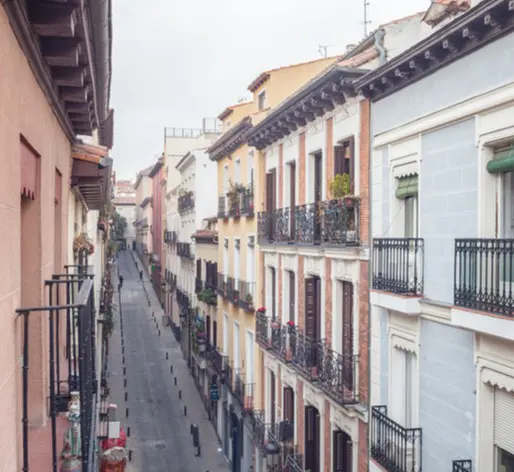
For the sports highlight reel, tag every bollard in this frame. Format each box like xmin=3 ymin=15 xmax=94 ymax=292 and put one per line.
xmin=170 ymin=365 xmax=173 ymax=373
xmin=174 ymin=377 xmax=177 ymax=385
xmin=125 ymin=392 xmax=128 ymax=402
xmin=178 ymin=390 xmax=182 ymax=399
xmin=126 ymin=408 xmax=129 ymax=418
xmin=158 ymin=330 xmax=161 ymax=336
xmin=124 ymin=378 xmax=127 ymax=388
xmin=127 ymin=426 xmax=131 ymax=437
xmin=123 ymin=367 xmax=126 ymax=376
xmin=166 ymin=352 xmax=169 ymax=360
xmin=184 ymin=405 xmax=187 ymax=416
xmin=122 ymin=346 xmax=124 ymax=354
xmin=129 ymin=450 xmax=132 ymax=462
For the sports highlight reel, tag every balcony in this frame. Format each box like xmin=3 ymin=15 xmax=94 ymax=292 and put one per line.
xmin=224 ymin=360 xmax=234 ymax=391
xmin=17 ymin=268 xmax=99 ymax=472
xmin=212 ymin=348 xmax=227 ymax=375
xmin=226 ymin=276 xmax=237 ymax=303
xmin=454 ymin=238 xmax=514 ymax=317
xmin=252 ymin=411 xmax=280 ymax=454
xmin=234 ymin=371 xmax=255 ymax=412
xmin=177 ymin=288 xmax=191 ymax=311
xmin=164 ymin=230 xmax=177 ymax=244
xmin=452 ymin=460 xmax=472 ymax=472
xmin=197 ymin=280 xmax=217 ymax=306
xmin=371 ymin=405 xmax=422 ymax=472
xmin=178 ymin=191 xmax=195 ymax=214
xmin=256 ymin=313 xmax=358 ymax=406
xmin=228 ymin=195 xmax=241 ymax=218
xmin=177 ymin=242 xmax=194 ymax=260
xmin=218 ymin=195 xmax=227 ymax=218
xmin=258 ymin=198 xmax=359 ymax=246
xmin=237 ymin=279 xmax=255 ymax=312
xmin=195 ymin=277 xmax=203 ymax=294
xmin=372 ymin=238 xmax=424 ymax=296
xmin=240 ymin=187 xmax=255 ymax=217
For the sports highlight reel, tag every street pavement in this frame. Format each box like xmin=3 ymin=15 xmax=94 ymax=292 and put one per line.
xmin=107 ymin=251 xmax=230 ymax=472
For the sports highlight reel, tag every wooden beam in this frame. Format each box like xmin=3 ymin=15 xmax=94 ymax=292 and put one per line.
xmin=60 ymin=86 xmax=88 ymax=103
xmin=66 ymin=102 xmax=90 ymax=113
xmin=30 ymin=3 xmax=77 ymax=38
xmin=52 ymin=67 xmax=85 ymax=87
xmin=41 ymin=37 xmax=81 ymax=67
xmin=68 ymin=112 xmax=91 ymax=123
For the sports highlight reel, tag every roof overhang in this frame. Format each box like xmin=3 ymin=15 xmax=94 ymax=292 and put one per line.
xmin=208 ymin=117 xmax=253 ymax=161
xmin=71 ymin=143 xmax=112 ymax=210
xmin=356 ymin=0 xmax=514 ymax=102
xmin=247 ymin=66 xmax=368 ymax=150
xmin=148 ymin=157 xmax=164 ymax=178
xmin=3 ymin=0 xmax=113 ymax=145
xmin=248 ymin=72 xmax=270 ymax=92
xmin=218 ymin=107 xmax=234 ymax=121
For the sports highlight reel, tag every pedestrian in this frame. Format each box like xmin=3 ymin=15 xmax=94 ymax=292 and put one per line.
xmin=119 ymin=274 xmax=124 ymax=289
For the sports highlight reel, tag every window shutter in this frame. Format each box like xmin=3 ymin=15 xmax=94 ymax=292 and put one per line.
xmin=206 ymin=315 xmax=211 ymax=343
xmin=283 ymin=387 xmax=294 ymax=422
xmin=289 ymin=271 xmax=295 ymax=323
xmin=305 ymin=278 xmax=316 ymax=339
xmin=266 ymin=172 xmax=273 ymax=212
xmin=196 ymin=259 xmax=201 ymax=279
xmin=270 ymin=371 xmax=276 ymax=424
xmin=333 ymin=430 xmax=353 ymax=472
xmin=495 ymin=388 xmax=514 ymax=456
xmin=348 ymin=136 xmax=355 ymax=193
xmin=334 ymin=146 xmax=345 ymax=177
xmin=213 ymin=320 xmax=217 ymax=348
xmin=214 ymin=262 xmax=218 ymax=288
xmin=271 ymin=268 xmax=277 ymax=319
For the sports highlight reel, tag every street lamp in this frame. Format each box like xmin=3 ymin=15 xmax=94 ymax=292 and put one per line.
xmin=265 ymin=441 xmax=281 ymax=472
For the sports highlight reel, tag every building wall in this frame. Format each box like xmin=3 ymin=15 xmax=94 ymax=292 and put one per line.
xmin=195 ymin=150 xmax=218 ymax=225
xmin=116 ymin=204 xmax=136 ymax=242
xmin=152 ymin=167 xmax=164 ymax=290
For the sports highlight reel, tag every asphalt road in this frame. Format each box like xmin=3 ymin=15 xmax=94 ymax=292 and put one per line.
xmin=107 ymin=251 xmax=229 ymax=472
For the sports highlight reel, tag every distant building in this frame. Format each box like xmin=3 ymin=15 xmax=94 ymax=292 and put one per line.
xmin=113 ymin=179 xmax=136 ymax=249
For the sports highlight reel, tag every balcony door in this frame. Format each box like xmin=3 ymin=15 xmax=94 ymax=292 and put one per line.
xmin=305 ymin=277 xmax=321 ymax=341
xmin=289 ymin=162 xmax=296 ymax=239
xmin=390 ymin=347 xmax=415 ymax=428
xmin=314 ymin=153 xmax=322 ymax=242
xmin=500 ymin=171 xmax=514 ymax=286
xmin=333 ymin=430 xmax=352 ymax=472
xmin=342 ymin=281 xmax=354 ymax=391
xmin=266 ymin=170 xmax=277 ymax=240
xmin=305 ymin=406 xmax=320 ymax=472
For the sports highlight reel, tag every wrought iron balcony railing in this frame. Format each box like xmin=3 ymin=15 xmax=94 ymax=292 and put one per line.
xmin=452 ymin=460 xmax=472 ymax=472
xmin=258 ymin=198 xmax=359 ymax=246
xmin=252 ymin=411 xmax=280 ymax=454
xmin=17 ymin=266 xmax=98 ymax=472
xmin=371 ymin=405 xmax=422 ymax=472
xmin=177 ymin=288 xmax=191 ymax=310
xmin=284 ymin=451 xmax=304 ymax=472
xmin=234 ymin=371 xmax=255 ymax=412
xmin=256 ymin=312 xmax=358 ymax=405
xmin=212 ymin=348 xmax=227 ymax=375
xmin=177 ymin=242 xmax=194 ymax=260
xmin=178 ymin=191 xmax=195 ymax=214
xmin=237 ymin=279 xmax=255 ymax=312
xmin=218 ymin=195 xmax=227 ymax=218
xmin=241 ymin=187 xmax=255 ymax=217
xmin=226 ymin=276 xmax=238 ymax=304
xmin=372 ymin=238 xmax=424 ymax=296
xmin=195 ymin=277 xmax=203 ymax=294
xmin=224 ymin=360 xmax=234 ymax=391
xmin=164 ymin=230 xmax=178 ymax=244
xmin=454 ymin=238 xmax=514 ymax=317
xmin=228 ymin=196 xmax=241 ymax=218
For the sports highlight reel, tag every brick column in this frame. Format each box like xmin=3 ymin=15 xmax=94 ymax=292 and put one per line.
xmin=278 ymin=143 xmax=284 ymax=208
xmin=358 ymin=260 xmax=369 ymax=405
xmin=277 ymin=365 xmax=282 ymax=416
xmin=358 ymin=420 xmax=368 ymax=472
xmin=324 ymin=258 xmax=332 ymax=346
xmin=298 ymin=132 xmax=306 ymax=205
xmin=325 ymin=117 xmax=334 ymax=197
xmin=278 ymin=255 xmax=283 ymax=321
xmin=296 ymin=380 xmax=305 ymax=454
xmin=324 ymin=400 xmax=332 ymax=472
xmin=297 ymin=255 xmax=305 ymax=331
xmin=359 ymin=99 xmax=370 ymax=244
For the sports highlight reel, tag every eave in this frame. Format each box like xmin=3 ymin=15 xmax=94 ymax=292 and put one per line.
xmin=356 ymin=0 xmax=514 ymax=102
xmin=140 ymin=197 xmax=152 ymax=209
xmin=2 ymin=0 xmax=112 ymax=145
xmin=218 ymin=107 xmax=234 ymax=121
xmin=208 ymin=117 xmax=253 ymax=162
xmin=248 ymin=72 xmax=270 ymax=92
xmin=247 ymin=67 xmax=368 ymax=150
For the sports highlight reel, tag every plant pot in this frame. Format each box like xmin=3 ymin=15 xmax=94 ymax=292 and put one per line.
xmin=344 ymin=197 xmax=356 ymax=208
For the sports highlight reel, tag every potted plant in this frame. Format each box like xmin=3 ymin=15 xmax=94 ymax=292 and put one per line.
xmin=73 ymin=233 xmax=94 ymax=256
xmin=245 ymin=293 xmax=254 ymax=310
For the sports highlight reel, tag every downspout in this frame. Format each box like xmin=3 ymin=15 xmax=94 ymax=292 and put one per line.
xmin=374 ymin=27 xmax=387 ymax=65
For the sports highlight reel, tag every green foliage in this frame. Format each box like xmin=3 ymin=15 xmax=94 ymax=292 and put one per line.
xmin=112 ymin=210 xmax=127 ymax=240
xmin=198 ymin=288 xmax=217 ymax=306
xmin=328 ymin=173 xmax=351 ymax=198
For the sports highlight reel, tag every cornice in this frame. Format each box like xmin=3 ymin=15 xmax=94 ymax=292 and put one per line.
xmin=356 ymin=0 xmax=514 ymax=102
xmin=208 ymin=117 xmax=253 ymax=161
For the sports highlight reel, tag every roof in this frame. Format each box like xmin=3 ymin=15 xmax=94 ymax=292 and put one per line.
xmin=134 ymin=164 xmax=154 ymax=189
xmin=422 ymin=0 xmax=470 ymax=26
xmin=192 ymin=230 xmax=218 ymax=244
xmin=356 ymin=0 xmax=514 ymax=102
xmin=71 ymin=143 xmax=109 ymax=164
xmin=208 ymin=116 xmax=253 ymax=161
xmin=148 ymin=157 xmax=164 ymax=178
xmin=218 ymin=101 xmax=252 ymax=121
xmin=247 ymin=55 xmax=340 ymax=92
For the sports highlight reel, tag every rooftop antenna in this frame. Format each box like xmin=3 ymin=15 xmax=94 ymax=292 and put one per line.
xmin=363 ymin=0 xmax=372 ymax=36
xmin=318 ymin=44 xmax=329 ymax=58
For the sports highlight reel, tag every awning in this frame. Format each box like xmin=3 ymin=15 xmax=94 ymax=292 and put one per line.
xmin=71 ymin=143 xmax=112 ymax=210
xmin=395 ymin=175 xmax=418 ymax=199
xmin=487 ymin=148 xmax=514 ymax=174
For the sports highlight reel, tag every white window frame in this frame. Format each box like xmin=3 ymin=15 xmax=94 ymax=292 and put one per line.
xmin=233 ymin=320 xmax=240 ymax=369
xmin=234 ymin=238 xmax=240 ymax=283
xmin=258 ymin=89 xmax=267 ymax=111
xmin=234 ymin=158 xmax=241 ymax=184
xmin=245 ymin=329 xmax=255 ymax=383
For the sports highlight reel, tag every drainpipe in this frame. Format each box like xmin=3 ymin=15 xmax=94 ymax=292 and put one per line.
xmin=374 ymin=28 xmax=387 ymax=65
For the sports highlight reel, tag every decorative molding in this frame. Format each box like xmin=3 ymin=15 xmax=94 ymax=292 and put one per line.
xmin=482 ymin=367 xmax=514 ymax=392
xmin=304 ymin=256 xmax=322 ymax=276
xmin=281 ymin=366 xmax=297 ymax=390
xmin=304 ymin=382 xmax=324 ymax=413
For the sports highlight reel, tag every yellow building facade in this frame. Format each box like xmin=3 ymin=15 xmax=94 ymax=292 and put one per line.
xmin=208 ymin=56 xmax=340 ymax=471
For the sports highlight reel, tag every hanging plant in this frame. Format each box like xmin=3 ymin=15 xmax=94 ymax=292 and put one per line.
xmin=73 ymin=233 xmax=94 ymax=255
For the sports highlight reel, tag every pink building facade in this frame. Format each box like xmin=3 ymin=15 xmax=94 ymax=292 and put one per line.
xmin=150 ymin=158 xmax=165 ymax=304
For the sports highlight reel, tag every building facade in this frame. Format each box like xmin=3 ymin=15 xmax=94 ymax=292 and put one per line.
xmin=355 ymin=1 xmax=514 ymax=471
xmin=149 ymin=158 xmax=165 ymax=302
xmin=209 ymin=55 xmax=343 ymax=472
xmin=0 ymin=0 xmax=113 ymax=470
xmin=134 ymin=165 xmax=154 ymax=270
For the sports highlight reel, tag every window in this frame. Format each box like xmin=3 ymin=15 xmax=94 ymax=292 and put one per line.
xmin=223 ymin=313 xmax=229 ymax=354
xmin=248 ymin=150 xmax=255 ymax=187
xmin=223 ymin=239 xmax=229 ymax=275
xmin=247 ymin=239 xmax=255 ymax=296
xmin=390 ymin=347 xmax=416 ymax=428
xmin=245 ymin=331 xmax=254 ymax=382
xmin=234 ymin=239 xmax=240 ymax=282
xmin=395 ymin=175 xmax=419 ymax=238
xmin=258 ymin=90 xmax=266 ymax=111
xmin=233 ymin=321 xmax=240 ymax=368
xmin=501 ymin=171 xmax=514 ymax=238
xmin=494 ymin=389 xmax=514 ymax=471
xmin=334 ymin=137 xmax=355 ymax=192
xmin=271 ymin=267 xmax=277 ymax=319
xmin=223 ymin=165 xmax=229 ymax=193
xmin=235 ymin=158 xmax=241 ymax=183
xmin=287 ymin=270 xmax=295 ymax=323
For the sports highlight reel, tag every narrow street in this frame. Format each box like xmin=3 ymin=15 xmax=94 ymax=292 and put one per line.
xmin=107 ymin=251 xmax=230 ymax=472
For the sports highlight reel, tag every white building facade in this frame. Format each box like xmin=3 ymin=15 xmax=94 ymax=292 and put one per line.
xmin=356 ymin=2 xmax=514 ymax=471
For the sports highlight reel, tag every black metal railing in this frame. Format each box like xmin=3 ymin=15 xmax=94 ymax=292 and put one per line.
xmin=284 ymin=450 xmax=304 ymax=472
xmin=452 ymin=460 xmax=472 ymax=472
xmin=212 ymin=348 xmax=226 ymax=375
xmin=195 ymin=277 xmax=203 ymax=294
xmin=17 ymin=266 xmax=97 ymax=472
xmin=178 ymin=191 xmax=195 ymax=214
xmin=164 ymin=230 xmax=178 ymax=244
xmin=256 ymin=310 xmax=270 ymax=347
xmin=234 ymin=371 xmax=255 ymax=411
xmin=218 ymin=195 xmax=227 ymax=218
xmin=241 ymin=187 xmax=255 ymax=217
xmin=228 ymin=195 xmax=241 ymax=218
xmin=224 ymin=360 xmax=234 ymax=391
xmin=258 ymin=198 xmax=359 ymax=246
xmin=226 ymin=276 xmax=238 ymax=303
xmin=177 ymin=288 xmax=191 ymax=310
xmin=177 ymin=242 xmax=194 ymax=260
xmin=217 ymin=273 xmax=227 ymax=297
xmin=371 ymin=405 xmax=422 ymax=472
xmin=373 ymin=238 xmax=424 ymax=296
xmin=237 ymin=280 xmax=255 ymax=312
xmin=252 ymin=411 xmax=280 ymax=453
xmin=455 ymin=238 xmax=514 ymax=317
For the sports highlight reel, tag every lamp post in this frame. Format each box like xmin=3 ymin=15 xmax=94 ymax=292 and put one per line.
xmin=264 ymin=441 xmax=281 ymax=472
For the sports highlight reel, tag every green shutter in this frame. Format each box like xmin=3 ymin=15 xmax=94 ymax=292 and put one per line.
xmin=395 ymin=175 xmax=418 ymax=199
xmin=487 ymin=148 xmax=514 ymax=174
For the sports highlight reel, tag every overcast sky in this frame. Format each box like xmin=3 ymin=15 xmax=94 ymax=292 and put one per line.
xmin=110 ymin=0 xmax=429 ymax=180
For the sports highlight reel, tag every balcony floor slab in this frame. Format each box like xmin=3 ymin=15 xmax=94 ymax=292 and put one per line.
xmin=370 ymin=290 xmax=421 ymax=315
xmin=451 ymin=307 xmax=514 ymax=341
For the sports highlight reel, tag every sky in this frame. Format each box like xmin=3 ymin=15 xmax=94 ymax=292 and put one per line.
xmin=110 ymin=0 xmax=429 ymax=180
